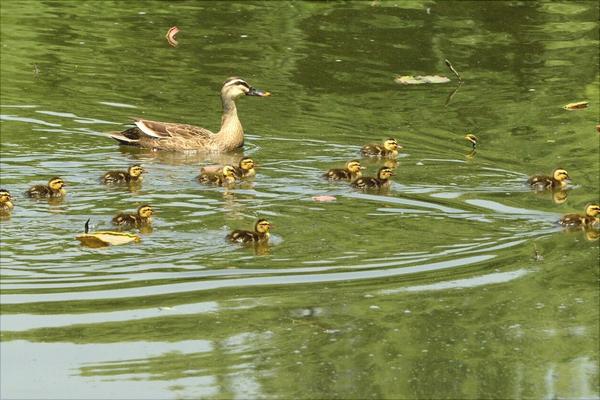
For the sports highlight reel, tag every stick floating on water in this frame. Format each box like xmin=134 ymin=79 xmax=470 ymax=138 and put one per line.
xmin=444 ymin=59 xmax=462 ymax=81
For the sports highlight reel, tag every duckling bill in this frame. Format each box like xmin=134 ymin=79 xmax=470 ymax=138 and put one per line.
xmin=351 ymin=166 xmax=394 ymax=190
xmin=112 ymin=205 xmax=153 ymax=228
xmin=227 ymin=219 xmax=272 ymax=244
xmin=559 ymin=204 xmax=600 ymax=228
xmin=528 ymin=168 xmax=570 ymax=190
xmin=323 ymin=160 xmax=364 ymax=181
xmin=361 ymin=138 xmax=402 ymax=158
xmin=102 ymin=164 xmax=145 ymax=184
xmin=26 ymin=177 xmax=66 ymax=198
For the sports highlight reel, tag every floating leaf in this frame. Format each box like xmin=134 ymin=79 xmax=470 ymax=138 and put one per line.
xmin=166 ymin=26 xmax=180 ymax=47
xmin=563 ymin=101 xmax=588 ymax=110
xmin=76 ymin=231 xmax=141 ymax=248
xmin=596 ymin=124 xmax=600 ymax=133
xmin=312 ymin=195 xmax=336 ymax=202
xmin=200 ymin=165 xmax=222 ymax=174
xmin=394 ymin=75 xmax=451 ymax=85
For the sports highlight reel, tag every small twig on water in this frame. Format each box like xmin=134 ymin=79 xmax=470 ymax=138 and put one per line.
xmin=533 ymin=243 xmax=544 ymax=261
xmin=444 ymin=59 xmax=462 ymax=81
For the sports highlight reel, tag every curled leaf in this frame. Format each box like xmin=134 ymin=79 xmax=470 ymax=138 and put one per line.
xmin=395 ymin=75 xmax=450 ymax=85
xmin=166 ymin=26 xmax=180 ymax=47
xmin=76 ymin=231 xmax=141 ymax=248
xmin=563 ymin=101 xmax=588 ymax=110
xmin=312 ymin=195 xmax=336 ymax=202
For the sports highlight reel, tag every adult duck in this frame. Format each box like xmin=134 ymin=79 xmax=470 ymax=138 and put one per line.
xmin=109 ymin=77 xmax=270 ymax=152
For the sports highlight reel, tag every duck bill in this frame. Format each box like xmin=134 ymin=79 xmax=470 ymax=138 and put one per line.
xmin=246 ymin=87 xmax=271 ymax=97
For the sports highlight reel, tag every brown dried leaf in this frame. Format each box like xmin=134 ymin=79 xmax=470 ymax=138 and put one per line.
xmin=563 ymin=101 xmax=588 ymax=110
xmin=394 ymin=75 xmax=451 ymax=85
xmin=76 ymin=231 xmax=141 ymax=247
xmin=166 ymin=26 xmax=180 ymax=47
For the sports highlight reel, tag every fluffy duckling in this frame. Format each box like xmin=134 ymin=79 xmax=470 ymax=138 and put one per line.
xmin=233 ymin=157 xmax=257 ymax=178
xmin=0 ymin=189 xmax=14 ymax=214
xmin=102 ymin=164 xmax=144 ymax=184
xmin=227 ymin=219 xmax=272 ymax=244
xmin=361 ymin=138 xmax=403 ymax=158
xmin=464 ymin=134 xmax=478 ymax=149
xmin=559 ymin=204 xmax=600 ymax=228
xmin=323 ymin=160 xmax=364 ymax=181
xmin=26 ymin=177 xmax=66 ymax=198
xmin=528 ymin=168 xmax=570 ymax=190
xmin=112 ymin=205 xmax=153 ymax=228
xmin=351 ymin=166 xmax=394 ymax=190
xmin=198 ymin=165 xmax=237 ymax=186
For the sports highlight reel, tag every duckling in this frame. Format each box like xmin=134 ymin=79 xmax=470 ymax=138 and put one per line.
xmin=102 ymin=164 xmax=145 ymax=184
xmin=198 ymin=165 xmax=237 ymax=186
xmin=233 ymin=157 xmax=257 ymax=178
xmin=0 ymin=189 xmax=14 ymax=214
xmin=528 ymin=168 xmax=570 ymax=190
xmin=464 ymin=134 xmax=478 ymax=149
xmin=108 ymin=77 xmax=270 ymax=152
xmin=26 ymin=177 xmax=66 ymax=198
xmin=351 ymin=166 xmax=394 ymax=190
xmin=323 ymin=160 xmax=364 ymax=181
xmin=112 ymin=204 xmax=153 ymax=228
xmin=559 ymin=204 xmax=600 ymax=228
xmin=227 ymin=219 xmax=272 ymax=244
xmin=361 ymin=138 xmax=403 ymax=158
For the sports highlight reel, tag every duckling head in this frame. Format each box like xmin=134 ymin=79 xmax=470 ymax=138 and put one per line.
xmin=239 ymin=157 xmax=255 ymax=171
xmin=222 ymin=77 xmax=270 ymax=100
xmin=378 ymin=166 xmax=394 ymax=180
xmin=585 ymin=204 xmax=600 ymax=217
xmin=464 ymin=134 xmax=478 ymax=149
xmin=137 ymin=205 xmax=153 ymax=218
xmin=222 ymin=165 xmax=237 ymax=178
xmin=346 ymin=160 xmax=364 ymax=174
xmin=48 ymin=177 xmax=65 ymax=190
xmin=0 ymin=189 xmax=12 ymax=204
xmin=552 ymin=168 xmax=570 ymax=183
xmin=383 ymin=138 xmax=402 ymax=151
xmin=128 ymin=164 xmax=144 ymax=177
xmin=255 ymin=219 xmax=272 ymax=234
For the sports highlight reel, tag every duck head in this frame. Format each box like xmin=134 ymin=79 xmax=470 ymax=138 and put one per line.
xmin=222 ymin=77 xmax=270 ymax=100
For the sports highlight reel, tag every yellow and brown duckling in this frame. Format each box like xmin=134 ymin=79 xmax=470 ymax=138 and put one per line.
xmin=559 ymin=204 xmax=600 ymax=228
xmin=464 ymin=134 xmax=478 ymax=149
xmin=112 ymin=204 xmax=154 ymax=228
xmin=26 ymin=177 xmax=66 ymax=198
xmin=0 ymin=189 xmax=14 ymax=214
xmin=323 ymin=160 xmax=365 ymax=181
xmin=351 ymin=166 xmax=394 ymax=190
xmin=233 ymin=157 xmax=257 ymax=178
xmin=361 ymin=138 xmax=403 ymax=158
xmin=227 ymin=219 xmax=272 ymax=244
xmin=527 ymin=168 xmax=570 ymax=190
xmin=198 ymin=165 xmax=237 ymax=186
xmin=102 ymin=164 xmax=145 ymax=184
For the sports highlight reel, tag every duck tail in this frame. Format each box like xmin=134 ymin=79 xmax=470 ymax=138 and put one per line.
xmin=108 ymin=127 xmax=141 ymax=145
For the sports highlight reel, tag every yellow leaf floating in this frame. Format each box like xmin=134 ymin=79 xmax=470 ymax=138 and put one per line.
xmin=563 ymin=101 xmax=588 ymax=110
xmin=76 ymin=231 xmax=141 ymax=248
xmin=394 ymin=75 xmax=451 ymax=85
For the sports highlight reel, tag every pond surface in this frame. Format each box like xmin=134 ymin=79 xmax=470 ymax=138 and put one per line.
xmin=1 ymin=1 xmax=598 ymax=399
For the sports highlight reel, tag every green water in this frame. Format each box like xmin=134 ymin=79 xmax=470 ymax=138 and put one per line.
xmin=1 ymin=1 xmax=599 ymax=399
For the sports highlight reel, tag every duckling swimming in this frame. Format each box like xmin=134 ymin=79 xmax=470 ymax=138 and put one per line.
xmin=464 ymin=134 xmax=478 ymax=149
xmin=102 ymin=164 xmax=145 ymax=184
xmin=26 ymin=177 xmax=66 ymax=198
xmin=559 ymin=204 xmax=600 ymax=228
xmin=198 ymin=165 xmax=237 ymax=186
xmin=233 ymin=157 xmax=257 ymax=178
xmin=227 ymin=219 xmax=272 ymax=244
xmin=528 ymin=168 xmax=570 ymax=190
xmin=351 ymin=166 xmax=394 ymax=190
xmin=0 ymin=189 xmax=14 ymax=215
xmin=323 ymin=160 xmax=364 ymax=181
xmin=361 ymin=138 xmax=402 ymax=158
xmin=112 ymin=204 xmax=153 ymax=228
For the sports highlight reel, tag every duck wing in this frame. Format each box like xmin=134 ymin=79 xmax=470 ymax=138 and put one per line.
xmin=135 ymin=119 xmax=214 ymax=140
